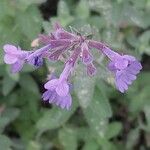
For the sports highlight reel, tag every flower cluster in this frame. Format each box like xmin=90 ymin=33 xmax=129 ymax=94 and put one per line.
xmin=3 ymin=23 xmax=142 ymax=110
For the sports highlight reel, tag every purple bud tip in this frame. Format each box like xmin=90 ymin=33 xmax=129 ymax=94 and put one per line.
xmin=87 ymin=63 xmax=97 ymax=76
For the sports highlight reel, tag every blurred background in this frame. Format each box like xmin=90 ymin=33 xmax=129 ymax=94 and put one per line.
xmin=0 ymin=0 xmax=150 ymax=150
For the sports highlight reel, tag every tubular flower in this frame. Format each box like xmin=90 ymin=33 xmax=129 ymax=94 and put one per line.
xmin=3 ymin=22 xmax=142 ymax=109
xmin=42 ymin=62 xmax=73 ymax=109
xmin=88 ymin=40 xmax=142 ymax=92
xmin=3 ymin=44 xmax=29 ymax=73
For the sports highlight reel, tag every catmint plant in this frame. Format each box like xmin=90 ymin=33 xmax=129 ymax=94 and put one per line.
xmin=3 ymin=23 xmax=142 ymax=110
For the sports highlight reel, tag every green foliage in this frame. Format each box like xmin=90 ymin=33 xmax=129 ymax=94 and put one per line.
xmin=0 ymin=0 xmax=149 ymax=149
xmin=59 ymin=127 xmax=77 ymax=150
xmin=36 ymin=99 xmax=78 ymax=132
xmin=0 ymin=134 xmax=13 ymax=150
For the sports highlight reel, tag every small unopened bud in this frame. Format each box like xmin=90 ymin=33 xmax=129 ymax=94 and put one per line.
xmin=87 ymin=63 xmax=97 ymax=76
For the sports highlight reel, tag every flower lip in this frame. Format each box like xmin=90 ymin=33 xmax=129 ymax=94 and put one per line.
xmin=42 ymin=89 xmax=72 ymax=110
xmin=44 ymin=79 xmax=59 ymax=90
xmin=4 ymin=55 xmax=18 ymax=64
xmin=109 ymin=59 xmax=142 ymax=93
xmin=55 ymin=80 xmax=69 ymax=97
xmin=3 ymin=44 xmax=20 ymax=54
xmin=114 ymin=57 xmax=129 ymax=70
xmin=3 ymin=44 xmax=28 ymax=66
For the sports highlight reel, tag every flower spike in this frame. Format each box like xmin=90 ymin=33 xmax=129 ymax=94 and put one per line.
xmin=3 ymin=22 xmax=142 ymax=109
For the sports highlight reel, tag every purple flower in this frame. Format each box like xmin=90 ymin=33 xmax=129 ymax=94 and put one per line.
xmin=52 ymin=22 xmax=76 ymax=40
xmin=27 ymin=44 xmax=51 ymax=67
xmin=48 ymin=45 xmax=69 ymax=61
xmin=3 ymin=44 xmax=28 ymax=73
xmin=100 ymin=46 xmax=142 ymax=93
xmin=44 ymin=62 xmax=72 ymax=96
xmin=108 ymin=55 xmax=142 ymax=93
xmin=86 ymin=62 xmax=97 ymax=76
xmin=53 ymin=28 xmax=76 ymax=40
xmin=3 ymin=22 xmax=143 ymax=110
xmin=81 ymin=42 xmax=93 ymax=64
xmin=88 ymin=40 xmax=142 ymax=92
xmin=44 ymin=78 xmax=69 ymax=97
xmin=42 ymin=62 xmax=73 ymax=109
xmin=42 ymin=90 xmax=72 ymax=110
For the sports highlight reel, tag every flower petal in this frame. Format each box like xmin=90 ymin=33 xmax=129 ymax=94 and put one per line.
xmin=11 ymin=61 xmax=24 ymax=73
xmin=114 ymin=58 xmax=128 ymax=70
xmin=115 ymin=78 xmax=128 ymax=93
xmin=42 ymin=90 xmax=52 ymax=101
xmin=4 ymin=54 xmax=17 ymax=64
xmin=108 ymin=61 xmax=116 ymax=72
xmin=48 ymin=92 xmax=57 ymax=103
xmin=56 ymin=81 xmax=69 ymax=97
xmin=3 ymin=44 xmax=20 ymax=54
xmin=129 ymin=61 xmax=142 ymax=71
xmin=115 ymin=71 xmax=129 ymax=93
xmin=123 ymin=55 xmax=136 ymax=61
xmin=44 ymin=79 xmax=59 ymax=90
xmin=57 ymin=94 xmax=72 ymax=110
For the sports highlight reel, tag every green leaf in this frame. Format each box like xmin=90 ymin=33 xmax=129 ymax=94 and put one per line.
xmin=128 ymin=86 xmax=150 ymax=114
xmin=0 ymin=16 xmax=22 ymax=49
xmin=1 ymin=108 xmax=20 ymax=122
xmin=6 ymin=66 xmax=20 ymax=81
xmin=27 ymin=141 xmax=41 ymax=150
xmin=56 ymin=0 xmax=74 ymax=26
xmin=21 ymin=65 xmax=35 ymax=73
xmin=88 ymin=0 xmax=112 ymax=23
xmin=110 ymin=2 xmax=124 ymax=27
xmin=36 ymin=99 xmax=78 ymax=132
xmin=0 ymin=0 xmax=15 ymax=20
xmin=105 ymin=122 xmax=122 ymax=139
xmin=74 ymin=65 xmax=96 ymax=108
xmin=19 ymin=74 xmax=39 ymax=95
xmin=59 ymin=127 xmax=77 ymax=150
xmin=0 ymin=118 xmax=10 ymax=133
xmin=88 ymin=16 xmax=106 ymax=29
xmin=127 ymin=72 xmax=150 ymax=114
xmin=98 ymin=139 xmax=118 ymax=150
xmin=93 ymin=85 xmax=112 ymax=119
xmin=42 ymin=21 xmax=53 ymax=34
xmin=16 ymin=0 xmax=46 ymax=10
xmin=75 ymin=0 xmax=90 ymax=19
xmin=126 ymin=128 xmax=140 ymax=149
xmin=83 ymin=87 xmax=112 ymax=138
xmin=76 ymin=127 xmax=92 ymax=141
xmin=15 ymin=0 xmax=46 ymax=11
xmin=2 ymin=74 xmax=17 ymax=96
xmin=138 ymin=30 xmax=150 ymax=55
xmin=0 ymin=108 xmax=20 ymax=132
xmin=57 ymin=0 xmax=70 ymax=17
xmin=0 ymin=134 xmax=12 ymax=150
xmin=144 ymin=105 xmax=150 ymax=129
xmin=123 ymin=3 xmax=146 ymax=28
xmin=16 ymin=6 xmax=42 ymax=39
xmin=82 ymin=140 xmax=99 ymax=150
